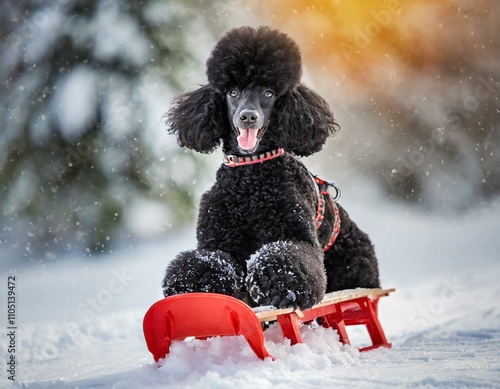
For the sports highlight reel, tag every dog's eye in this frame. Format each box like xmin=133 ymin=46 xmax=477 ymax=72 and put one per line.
xmin=229 ymin=89 xmax=239 ymax=97
xmin=264 ymin=90 xmax=274 ymax=98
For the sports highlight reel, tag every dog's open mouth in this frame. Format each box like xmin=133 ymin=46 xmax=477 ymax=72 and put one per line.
xmin=236 ymin=127 xmax=265 ymax=152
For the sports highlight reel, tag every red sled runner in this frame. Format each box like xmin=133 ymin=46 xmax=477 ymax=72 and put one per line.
xmin=143 ymin=287 xmax=395 ymax=361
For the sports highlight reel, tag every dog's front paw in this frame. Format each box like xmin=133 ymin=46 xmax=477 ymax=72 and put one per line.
xmin=246 ymin=264 xmax=311 ymax=309
xmin=162 ymin=249 xmax=243 ymax=297
xmin=245 ymin=241 xmax=326 ymax=309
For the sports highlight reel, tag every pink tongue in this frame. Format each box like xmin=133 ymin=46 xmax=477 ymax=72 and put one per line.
xmin=237 ymin=128 xmax=259 ymax=150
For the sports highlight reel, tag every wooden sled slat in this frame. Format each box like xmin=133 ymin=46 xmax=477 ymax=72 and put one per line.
xmin=255 ymin=288 xmax=395 ymax=322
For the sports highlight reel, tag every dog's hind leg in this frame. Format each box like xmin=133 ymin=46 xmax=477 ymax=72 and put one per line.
xmin=245 ymin=240 xmax=326 ymax=310
xmin=323 ymin=204 xmax=380 ymax=292
xmin=162 ymin=249 xmax=244 ymax=298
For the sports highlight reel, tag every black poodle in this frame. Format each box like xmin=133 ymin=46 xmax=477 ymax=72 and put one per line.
xmin=162 ymin=26 xmax=380 ymax=309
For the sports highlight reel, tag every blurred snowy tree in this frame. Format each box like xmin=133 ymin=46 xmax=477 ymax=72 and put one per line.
xmin=0 ymin=0 xmax=229 ymax=258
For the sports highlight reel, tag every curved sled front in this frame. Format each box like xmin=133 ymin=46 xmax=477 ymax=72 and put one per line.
xmin=143 ymin=293 xmax=271 ymax=361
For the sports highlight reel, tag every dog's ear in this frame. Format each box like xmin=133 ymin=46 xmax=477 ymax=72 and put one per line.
xmin=273 ymin=84 xmax=339 ymax=156
xmin=165 ymin=85 xmax=226 ymax=153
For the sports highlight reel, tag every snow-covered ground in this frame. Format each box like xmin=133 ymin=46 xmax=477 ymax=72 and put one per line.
xmin=1 ymin=187 xmax=499 ymax=388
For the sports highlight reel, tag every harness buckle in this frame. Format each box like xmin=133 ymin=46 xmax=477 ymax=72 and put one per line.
xmin=314 ymin=176 xmax=341 ymax=202
xmin=323 ymin=180 xmax=342 ymax=202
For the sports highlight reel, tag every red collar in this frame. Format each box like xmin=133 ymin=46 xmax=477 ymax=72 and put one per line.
xmin=223 ymin=148 xmax=285 ymax=167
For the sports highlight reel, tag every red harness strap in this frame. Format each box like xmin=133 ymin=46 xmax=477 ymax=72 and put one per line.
xmin=313 ymin=176 xmax=341 ymax=251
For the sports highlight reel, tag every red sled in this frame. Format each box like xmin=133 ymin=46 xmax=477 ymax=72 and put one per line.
xmin=143 ymin=287 xmax=395 ymax=361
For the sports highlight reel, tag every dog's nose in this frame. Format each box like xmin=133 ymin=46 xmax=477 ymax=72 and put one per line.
xmin=239 ymin=110 xmax=259 ymax=125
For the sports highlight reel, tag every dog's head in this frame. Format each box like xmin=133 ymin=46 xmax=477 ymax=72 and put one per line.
xmin=166 ymin=26 xmax=339 ymax=157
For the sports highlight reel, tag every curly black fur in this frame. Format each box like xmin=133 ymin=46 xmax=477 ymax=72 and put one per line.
xmin=206 ymin=26 xmax=302 ymax=95
xmin=268 ymin=84 xmax=339 ymax=156
xmin=162 ymin=26 xmax=380 ymax=309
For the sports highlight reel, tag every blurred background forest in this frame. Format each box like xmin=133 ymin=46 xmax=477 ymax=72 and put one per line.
xmin=0 ymin=0 xmax=498 ymax=262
